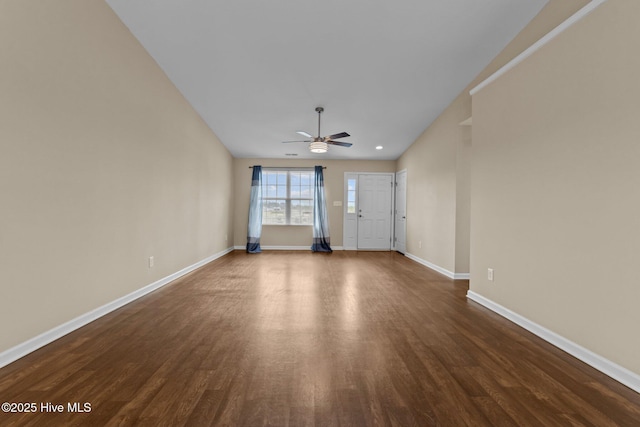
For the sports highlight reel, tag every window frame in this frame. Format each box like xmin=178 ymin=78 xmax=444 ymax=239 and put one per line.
xmin=261 ymin=169 xmax=315 ymax=226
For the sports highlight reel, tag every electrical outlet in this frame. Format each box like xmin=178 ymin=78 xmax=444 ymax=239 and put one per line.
xmin=149 ymin=256 xmax=154 ymax=268
xmin=225 ymin=234 xmax=228 ymax=241
xmin=418 ymin=240 xmax=422 ymax=249
xmin=487 ymin=268 xmax=494 ymax=281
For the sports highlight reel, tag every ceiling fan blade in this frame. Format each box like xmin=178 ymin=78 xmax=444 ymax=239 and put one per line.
xmin=327 ymin=141 xmax=352 ymax=147
xmin=296 ymin=131 xmax=312 ymax=138
xmin=326 ymin=132 xmax=350 ymax=140
xmin=282 ymin=140 xmax=311 ymax=143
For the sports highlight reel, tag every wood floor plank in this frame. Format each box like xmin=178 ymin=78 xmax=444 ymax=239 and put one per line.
xmin=1 ymin=251 xmax=639 ymax=426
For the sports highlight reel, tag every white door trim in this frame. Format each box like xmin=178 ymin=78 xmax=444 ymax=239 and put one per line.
xmin=394 ymin=169 xmax=407 ymax=253
xmin=343 ymin=172 xmax=395 ymax=251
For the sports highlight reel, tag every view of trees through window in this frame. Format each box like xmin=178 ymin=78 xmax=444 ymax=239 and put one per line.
xmin=262 ymin=170 xmax=314 ymax=225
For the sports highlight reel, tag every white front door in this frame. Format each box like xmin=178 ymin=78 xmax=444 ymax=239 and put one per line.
xmin=394 ymin=170 xmax=407 ymax=254
xmin=357 ymin=174 xmax=393 ymax=250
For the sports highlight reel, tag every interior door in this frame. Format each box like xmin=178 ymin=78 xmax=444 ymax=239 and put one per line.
xmin=357 ymin=174 xmax=393 ymax=249
xmin=394 ymin=170 xmax=407 ymax=254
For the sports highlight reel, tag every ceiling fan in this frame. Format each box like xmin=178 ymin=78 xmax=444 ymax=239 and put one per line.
xmin=282 ymin=107 xmax=353 ymax=153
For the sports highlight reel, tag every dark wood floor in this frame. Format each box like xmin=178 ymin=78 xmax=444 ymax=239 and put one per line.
xmin=1 ymin=251 xmax=639 ymax=426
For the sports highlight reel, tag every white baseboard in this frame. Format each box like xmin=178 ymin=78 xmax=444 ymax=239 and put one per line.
xmin=405 ymin=253 xmax=469 ymax=280
xmin=263 ymin=246 xmax=310 ymax=250
xmin=233 ymin=245 xmax=344 ymax=251
xmin=0 ymin=247 xmax=234 ymax=370
xmin=466 ymin=291 xmax=640 ymax=394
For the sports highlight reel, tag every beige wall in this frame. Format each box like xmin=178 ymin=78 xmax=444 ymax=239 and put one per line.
xmin=233 ymin=158 xmax=396 ymax=248
xmin=455 ymin=123 xmax=472 ymax=274
xmin=397 ymin=0 xmax=589 ymax=275
xmin=397 ymin=101 xmax=462 ymax=272
xmin=0 ymin=1 xmax=234 ymax=353
xmin=471 ymin=0 xmax=640 ymax=374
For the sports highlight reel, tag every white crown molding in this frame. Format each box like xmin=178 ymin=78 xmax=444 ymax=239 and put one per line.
xmin=0 ymin=247 xmax=234 ymax=369
xmin=470 ymin=0 xmax=608 ymax=96
xmin=466 ymin=290 xmax=640 ymax=394
xmin=405 ymin=253 xmax=469 ymax=280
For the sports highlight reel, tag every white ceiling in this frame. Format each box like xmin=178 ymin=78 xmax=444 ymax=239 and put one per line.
xmin=106 ymin=0 xmax=547 ymax=160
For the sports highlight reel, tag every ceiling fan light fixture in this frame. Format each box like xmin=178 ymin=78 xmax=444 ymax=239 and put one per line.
xmin=284 ymin=107 xmax=352 ymax=152
xmin=309 ymin=141 xmax=328 ymax=153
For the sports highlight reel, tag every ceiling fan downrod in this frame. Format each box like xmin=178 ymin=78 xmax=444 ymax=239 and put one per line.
xmin=315 ymin=107 xmax=324 ymax=140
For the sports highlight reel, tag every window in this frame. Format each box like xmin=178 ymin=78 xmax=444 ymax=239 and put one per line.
xmin=262 ymin=170 xmax=314 ymax=225
xmin=347 ymin=178 xmax=356 ymax=214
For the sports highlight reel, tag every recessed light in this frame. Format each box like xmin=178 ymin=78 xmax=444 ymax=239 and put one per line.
xmin=375 ymin=145 xmax=383 ymax=150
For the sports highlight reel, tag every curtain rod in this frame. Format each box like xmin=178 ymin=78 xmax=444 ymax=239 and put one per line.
xmin=248 ymin=166 xmax=326 ymax=170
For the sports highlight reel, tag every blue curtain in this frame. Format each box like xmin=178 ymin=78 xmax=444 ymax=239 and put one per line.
xmin=246 ymin=166 xmax=262 ymax=253
xmin=311 ymin=166 xmax=332 ymax=252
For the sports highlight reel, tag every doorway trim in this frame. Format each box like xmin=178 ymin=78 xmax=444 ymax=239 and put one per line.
xmin=394 ymin=169 xmax=407 ymax=254
xmin=343 ymin=172 xmax=395 ymax=251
